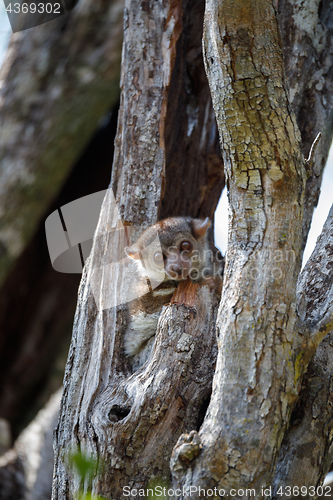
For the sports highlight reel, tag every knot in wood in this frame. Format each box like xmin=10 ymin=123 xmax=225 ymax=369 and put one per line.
xmin=170 ymin=430 xmax=202 ymax=472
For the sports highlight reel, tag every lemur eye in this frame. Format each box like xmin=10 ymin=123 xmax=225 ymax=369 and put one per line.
xmin=154 ymin=252 xmax=164 ymax=263
xmin=180 ymin=241 xmax=192 ymax=252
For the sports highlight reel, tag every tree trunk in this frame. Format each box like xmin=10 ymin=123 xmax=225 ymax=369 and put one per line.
xmin=52 ymin=0 xmax=333 ymax=498
xmin=0 ymin=0 xmax=123 ymax=286
xmin=273 ymin=1 xmax=333 ymax=494
xmin=273 ymin=204 xmax=333 ymax=498
xmin=278 ymin=0 xmax=333 ymax=250
xmin=0 ymin=389 xmax=62 ymax=500
xmin=52 ymin=0 xmax=223 ymax=498
xmin=0 ymin=107 xmax=118 ymax=438
xmin=173 ymin=0 xmax=305 ymax=495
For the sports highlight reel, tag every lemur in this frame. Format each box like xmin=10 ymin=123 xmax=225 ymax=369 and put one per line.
xmin=124 ymin=217 xmax=223 ymax=371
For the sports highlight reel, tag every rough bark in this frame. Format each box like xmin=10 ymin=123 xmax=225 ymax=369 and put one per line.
xmin=273 ymin=331 xmax=333 ymax=499
xmin=278 ymin=0 xmax=333 ymax=251
xmin=169 ymin=2 xmax=333 ymax=497
xmin=52 ymin=0 xmax=333 ymax=499
xmin=272 ymin=205 xmax=333 ymax=497
xmin=0 ymin=0 xmax=123 ymax=287
xmin=111 ymin=0 xmax=223 ymax=222
xmin=159 ymin=0 xmax=224 ymax=219
xmin=271 ymin=2 xmax=333 ymax=493
xmin=172 ymin=0 xmax=307 ymax=496
xmin=53 ymin=0 xmax=223 ymax=498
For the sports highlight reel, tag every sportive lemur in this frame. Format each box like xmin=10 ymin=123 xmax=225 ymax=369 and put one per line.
xmin=124 ymin=217 xmax=223 ymax=371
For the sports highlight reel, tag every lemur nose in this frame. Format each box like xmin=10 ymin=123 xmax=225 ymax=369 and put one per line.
xmin=170 ymin=264 xmax=183 ymax=274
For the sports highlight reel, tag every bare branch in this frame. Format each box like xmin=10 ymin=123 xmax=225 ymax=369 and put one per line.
xmin=270 ymin=2 xmax=333 ymax=488
xmin=273 ymin=332 xmax=333 ymax=498
xmin=278 ymin=0 xmax=333 ymax=252
xmin=271 ymin=200 xmax=333 ymax=495
xmin=297 ymin=203 xmax=333 ymax=346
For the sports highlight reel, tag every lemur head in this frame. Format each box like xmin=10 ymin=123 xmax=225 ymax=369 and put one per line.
xmin=126 ymin=217 xmax=211 ymax=282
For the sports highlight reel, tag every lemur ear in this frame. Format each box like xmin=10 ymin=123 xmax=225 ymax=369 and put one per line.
xmin=125 ymin=245 xmax=142 ymax=260
xmin=191 ymin=217 xmax=211 ymax=239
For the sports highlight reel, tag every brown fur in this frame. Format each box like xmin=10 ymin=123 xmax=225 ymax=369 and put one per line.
xmin=124 ymin=217 xmax=223 ymax=370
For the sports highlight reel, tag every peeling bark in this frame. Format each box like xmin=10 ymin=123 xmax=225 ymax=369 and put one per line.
xmin=278 ymin=0 xmax=333 ymax=251
xmin=273 ymin=331 xmax=333 ymax=499
xmin=52 ymin=0 xmax=223 ymax=498
xmin=272 ymin=207 xmax=333 ymax=497
xmin=268 ymin=2 xmax=333 ymax=494
xmin=51 ymin=0 xmax=333 ymax=498
xmin=172 ymin=0 xmax=307 ymax=496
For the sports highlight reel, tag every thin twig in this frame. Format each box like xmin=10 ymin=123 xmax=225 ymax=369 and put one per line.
xmin=305 ymin=132 xmax=322 ymax=170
